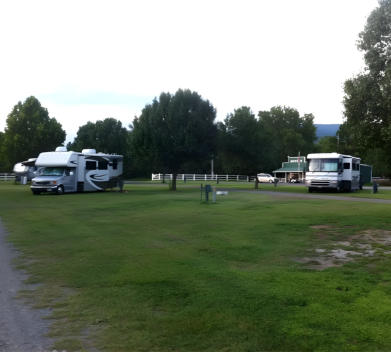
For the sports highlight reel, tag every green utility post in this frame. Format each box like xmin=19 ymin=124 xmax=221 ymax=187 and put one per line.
xmin=205 ymin=184 xmax=212 ymax=202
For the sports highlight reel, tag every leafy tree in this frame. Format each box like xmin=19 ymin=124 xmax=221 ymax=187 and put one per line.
xmin=342 ymin=0 xmax=391 ymax=175
xmin=217 ymin=107 xmax=263 ymax=175
xmin=316 ymin=136 xmax=338 ymax=153
xmin=258 ymin=106 xmax=316 ymax=171
xmin=68 ymin=117 xmax=131 ymax=177
xmin=0 ymin=131 xmax=6 ymax=172
xmin=68 ymin=118 xmax=129 ymax=154
xmin=2 ymin=96 xmax=65 ymax=170
xmin=132 ymin=89 xmax=217 ymax=190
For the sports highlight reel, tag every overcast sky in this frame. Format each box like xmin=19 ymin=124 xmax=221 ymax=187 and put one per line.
xmin=0 ymin=0 xmax=379 ymax=143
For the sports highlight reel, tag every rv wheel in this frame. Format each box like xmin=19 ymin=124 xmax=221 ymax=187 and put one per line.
xmin=32 ymin=190 xmax=41 ymax=195
xmin=56 ymin=185 xmax=64 ymax=195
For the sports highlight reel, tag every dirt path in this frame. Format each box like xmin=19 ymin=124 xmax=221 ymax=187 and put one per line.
xmin=0 ymin=218 xmax=55 ymax=352
xmin=223 ymin=189 xmax=391 ymax=204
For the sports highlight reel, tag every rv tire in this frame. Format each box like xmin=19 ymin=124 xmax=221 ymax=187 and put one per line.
xmin=32 ymin=190 xmax=41 ymax=195
xmin=308 ymin=187 xmax=314 ymax=193
xmin=56 ymin=185 xmax=64 ymax=195
xmin=344 ymin=181 xmax=352 ymax=193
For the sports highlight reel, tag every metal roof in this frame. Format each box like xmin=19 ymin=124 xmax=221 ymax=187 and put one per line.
xmin=273 ymin=162 xmax=307 ymax=173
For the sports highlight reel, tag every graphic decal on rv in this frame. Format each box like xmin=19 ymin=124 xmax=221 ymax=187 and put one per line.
xmin=86 ymin=170 xmax=109 ymax=190
xmin=90 ymin=174 xmax=107 ymax=180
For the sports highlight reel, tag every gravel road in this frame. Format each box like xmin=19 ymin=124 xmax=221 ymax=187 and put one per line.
xmin=221 ymin=188 xmax=391 ymax=204
xmin=258 ymin=190 xmax=391 ymax=203
xmin=0 ymin=218 xmax=55 ymax=352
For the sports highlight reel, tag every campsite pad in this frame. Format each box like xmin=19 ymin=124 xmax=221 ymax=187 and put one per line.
xmin=296 ymin=227 xmax=391 ymax=270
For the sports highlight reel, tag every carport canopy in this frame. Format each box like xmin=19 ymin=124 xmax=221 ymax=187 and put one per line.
xmin=273 ymin=161 xmax=306 ymax=183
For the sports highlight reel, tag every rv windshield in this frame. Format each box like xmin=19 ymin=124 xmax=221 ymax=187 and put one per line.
xmin=308 ymin=159 xmax=339 ymax=172
xmin=40 ymin=167 xmax=65 ymax=176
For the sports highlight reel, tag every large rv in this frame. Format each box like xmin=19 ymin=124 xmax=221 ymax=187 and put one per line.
xmin=305 ymin=153 xmax=361 ymax=192
xmin=13 ymin=158 xmax=39 ymax=183
xmin=31 ymin=147 xmax=123 ymax=195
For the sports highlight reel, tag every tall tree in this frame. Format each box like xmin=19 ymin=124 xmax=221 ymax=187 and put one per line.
xmin=68 ymin=118 xmax=131 ymax=176
xmin=132 ymin=89 xmax=217 ymax=190
xmin=217 ymin=107 xmax=263 ymax=175
xmin=68 ymin=118 xmax=129 ymax=154
xmin=0 ymin=132 xmax=5 ymax=172
xmin=2 ymin=96 xmax=66 ymax=170
xmin=342 ymin=0 xmax=391 ymax=175
xmin=258 ymin=106 xmax=316 ymax=171
xmin=316 ymin=136 xmax=338 ymax=153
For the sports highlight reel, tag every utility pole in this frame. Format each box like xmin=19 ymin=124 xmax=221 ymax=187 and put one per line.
xmin=298 ymin=151 xmax=300 ymax=171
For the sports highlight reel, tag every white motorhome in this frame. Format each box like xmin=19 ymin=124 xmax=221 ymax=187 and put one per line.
xmin=305 ymin=153 xmax=360 ymax=192
xmin=13 ymin=158 xmax=39 ymax=183
xmin=31 ymin=147 xmax=123 ymax=195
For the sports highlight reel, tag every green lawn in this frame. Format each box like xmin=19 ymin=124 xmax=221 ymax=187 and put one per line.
xmin=1 ymin=183 xmax=391 ymax=351
xmin=164 ymin=180 xmax=391 ymax=199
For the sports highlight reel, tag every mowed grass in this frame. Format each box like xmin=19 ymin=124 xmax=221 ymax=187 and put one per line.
xmin=1 ymin=183 xmax=391 ymax=351
xmin=153 ymin=180 xmax=391 ymax=199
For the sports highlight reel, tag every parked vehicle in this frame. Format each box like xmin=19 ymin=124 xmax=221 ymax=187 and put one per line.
xmin=31 ymin=147 xmax=123 ymax=195
xmin=13 ymin=158 xmax=39 ymax=183
xmin=305 ymin=152 xmax=369 ymax=192
xmin=289 ymin=177 xmax=300 ymax=183
xmin=359 ymin=164 xmax=372 ymax=189
xmin=257 ymin=173 xmax=276 ymax=183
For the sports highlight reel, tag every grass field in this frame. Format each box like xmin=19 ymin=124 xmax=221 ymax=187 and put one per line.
xmin=1 ymin=182 xmax=391 ymax=351
xmin=152 ymin=180 xmax=391 ymax=199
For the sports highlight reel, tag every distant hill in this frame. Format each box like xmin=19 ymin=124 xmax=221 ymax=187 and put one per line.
xmin=315 ymin=124 xmax=340 ymax=139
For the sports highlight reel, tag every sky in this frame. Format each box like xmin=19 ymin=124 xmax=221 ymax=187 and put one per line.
xmin=0 ymin=0 xmax=379 ymax=144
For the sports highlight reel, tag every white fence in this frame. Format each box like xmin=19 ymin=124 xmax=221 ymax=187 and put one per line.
xmin=152 ymin=173 xmax=256 ymax=182
xmin=0 ymin=173 xmax=15 ymax=181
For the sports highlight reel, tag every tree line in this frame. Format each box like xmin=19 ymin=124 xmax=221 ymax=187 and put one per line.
xmin=0 ymin=93 xmax=317 ymax=190
xmin=314 ymin=0 xmax=391 ymax=177
xmin=1 ymin=0 xmax=391 ymax=182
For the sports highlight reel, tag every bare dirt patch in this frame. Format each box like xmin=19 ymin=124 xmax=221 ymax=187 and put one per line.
xmin=297 ymin=227 xmax=391 ymax=270
xmin=0 ymin=219 xmax=56 ymax=352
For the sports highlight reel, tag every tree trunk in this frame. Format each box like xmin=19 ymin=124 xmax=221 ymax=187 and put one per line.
xmin=170 ymin=173 xmax=177 ymax=191
xmin=255 ymin=176 xmax=259 ymax=190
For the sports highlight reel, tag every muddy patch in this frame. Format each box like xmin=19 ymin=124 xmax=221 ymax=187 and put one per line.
xmin=297 ymin=227 xmax=391 ymax=270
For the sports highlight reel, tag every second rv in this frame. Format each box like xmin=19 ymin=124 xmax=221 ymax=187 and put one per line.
xmin=31 ymin=147 xmax=123 ymax=195
xmin=305 ymin=152 xmax=362 ymax=192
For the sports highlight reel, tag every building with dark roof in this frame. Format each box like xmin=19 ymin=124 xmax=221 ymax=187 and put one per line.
xmin=273 ymin=156 xmax=306 ymax=183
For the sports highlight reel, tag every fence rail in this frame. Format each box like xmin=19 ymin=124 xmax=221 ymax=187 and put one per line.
xmin=152 ymin=173 xmax=256 ymax=182
xmin=0 ymin=173 xmax=15 ymax=181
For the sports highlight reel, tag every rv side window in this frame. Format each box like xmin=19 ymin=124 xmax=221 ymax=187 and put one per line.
xmin=112 ymin=160 xmax=118 ymax=170
xmin=98 ymin=161 xmax=108 ymax=170
xmin=343 ymin=163 xmax=350 ymax=170
xmin=86 ymin=161 xmax=96 ymax=170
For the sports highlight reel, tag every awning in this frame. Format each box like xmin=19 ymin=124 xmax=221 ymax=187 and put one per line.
xmin=273 ymin=163 xmax=306 ymax=173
